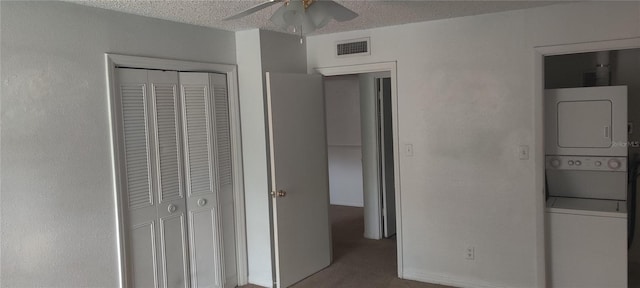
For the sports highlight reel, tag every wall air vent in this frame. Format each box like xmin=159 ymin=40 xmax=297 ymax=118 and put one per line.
xmin=336 ymin=38 xmax=370 ymax=57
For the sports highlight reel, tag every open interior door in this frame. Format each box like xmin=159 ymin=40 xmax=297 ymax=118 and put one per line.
xmin=266 ymin=72 xmax=332 ymax=288
xmin=378 ymin=77 xmax=396 ymax=238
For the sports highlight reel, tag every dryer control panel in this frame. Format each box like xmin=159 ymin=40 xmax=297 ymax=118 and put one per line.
xmin=546 ymin=155 xmax=627 ymax=171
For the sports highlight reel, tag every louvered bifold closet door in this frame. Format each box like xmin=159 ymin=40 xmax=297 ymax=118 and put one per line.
xmin=149 ymin=70 xmax=190 ymax=288
xmin=117 ymin=68 xmax=190 ymax=288
xmin=179 ymin=72 xmax=223 ymax=288
xmin=117 ymin=68 xmax=160 ymax=288
xmin=211 ymin=73 xmax=238 ymax=288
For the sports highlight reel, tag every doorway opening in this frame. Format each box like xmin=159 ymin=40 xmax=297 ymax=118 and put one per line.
xmin=542 ymin=47 xmax=640 ymax=287
xmin=261 ymin=62 xmax=405 ymax=287
xmin=293 ymin=70 xmax=402 ymax=286
xmin=323 ymin=73 xmax=396 ymax=240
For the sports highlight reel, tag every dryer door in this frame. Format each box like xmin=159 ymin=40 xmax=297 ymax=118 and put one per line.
xmin=558 ymin=100 xmax=611 ymax=148
xmin=545 ymin=86 xmax=628 ymax=156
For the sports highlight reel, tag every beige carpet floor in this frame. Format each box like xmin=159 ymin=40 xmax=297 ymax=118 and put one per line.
xmin=241 ymin=205 xmax=450 ymax=288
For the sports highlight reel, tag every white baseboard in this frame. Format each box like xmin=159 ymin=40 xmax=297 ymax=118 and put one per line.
xmin=403 ymin=268 xmax=504 ymax=288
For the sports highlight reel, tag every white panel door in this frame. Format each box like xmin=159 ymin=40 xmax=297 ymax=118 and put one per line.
xmin=179 ymin=72 xmax=223 ymax=288
xmin=149 ymin=70 xmax=190 ymax=288
xmin=266 ymin=72 xmax=332 ymax=288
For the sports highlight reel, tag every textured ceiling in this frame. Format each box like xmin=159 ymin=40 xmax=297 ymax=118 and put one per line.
xmin=67 ymin=0 xmax=564 ymax=35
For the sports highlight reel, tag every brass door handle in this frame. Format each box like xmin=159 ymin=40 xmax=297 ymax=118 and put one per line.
xmin=271 ymin=190 xmax=287 ymax=198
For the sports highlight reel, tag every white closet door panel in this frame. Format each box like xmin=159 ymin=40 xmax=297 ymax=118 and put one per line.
xmin=181 ymin=77 xmax=214 ymax=197
xmin=211 ymin=73 xmax=237 ymax=287
xmin=211 ymin=74 xmax=232 ymax=188
xmin=158 ymin=206 xmax=189 ymax=288
xmin=118 ymin=68 xmax=160 ymax=288
xmin=131 ymin=222 xmax=159 ymax=288
xmin=188 ymin=209 xmax=222 ymax=288
xmin=149 ymin=70 xmax=190 ymax=288
xmin=149 ymin=70 xmax=184 ymax=203
xmin=180 ymin=72 xmax=223 ymax=288
xmin=118 ymin=68 xmax=154 ymax=209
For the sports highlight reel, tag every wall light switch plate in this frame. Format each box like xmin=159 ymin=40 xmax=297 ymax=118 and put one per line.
xmin=519 ymin=145 xmax=529 ymax=160
xmin=405 ymin=144 xmax=413 ymax=156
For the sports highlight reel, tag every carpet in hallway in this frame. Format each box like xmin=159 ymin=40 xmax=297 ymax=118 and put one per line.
xmin=241 ymin=205 xmax=450 ymax=288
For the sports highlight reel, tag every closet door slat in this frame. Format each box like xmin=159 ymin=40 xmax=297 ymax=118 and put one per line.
xmin=182 ymin=85 xmax=214 ymax=197
xmin=121 ymin=82 xmax=153 ymax=208
xmin=151 ymin=79 xmax=183 ymax=203
xmin=211 ymin=74 xmax=232 ymax=188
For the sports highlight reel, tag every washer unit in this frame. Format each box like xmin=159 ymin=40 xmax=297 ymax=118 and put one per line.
xmin=545 ymin=155 xmax=628 ymax=288
xmin=544 ymin=86 xmax=628 ymax=288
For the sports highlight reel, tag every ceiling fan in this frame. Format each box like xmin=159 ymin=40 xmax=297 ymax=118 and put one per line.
xmin=224 ymin=0 xmax=358 ymax=35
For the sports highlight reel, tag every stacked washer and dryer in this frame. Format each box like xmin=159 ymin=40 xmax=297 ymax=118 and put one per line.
xmin=545 ymin=86 xmax=629 ymax=288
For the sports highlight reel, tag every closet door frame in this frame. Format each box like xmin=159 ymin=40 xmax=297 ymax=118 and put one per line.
xmin=106 ymin=54 xmax=247 ymax=288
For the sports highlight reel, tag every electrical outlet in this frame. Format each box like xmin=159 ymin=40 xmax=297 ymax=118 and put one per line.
xmin=466 ymin=246 xmax=475 ymax=260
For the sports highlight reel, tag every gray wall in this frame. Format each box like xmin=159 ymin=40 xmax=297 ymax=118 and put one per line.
xmin=235 ymin=29 xmax=307 ymax=287
xmin=307 ymin=2 xmax=640 ymax=287
xmin=1 ymin=2 xmax=236 ymax=287
xmin=324 ymin=75 xmax=364 ymax=207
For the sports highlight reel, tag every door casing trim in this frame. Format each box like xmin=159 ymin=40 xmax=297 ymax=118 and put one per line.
xmin=533 ymin=37 xmax=640 ymax=286
xmin=315 ymin=61 xmax=404 ymax=278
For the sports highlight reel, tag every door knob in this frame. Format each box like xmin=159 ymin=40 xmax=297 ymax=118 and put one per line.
xmin=271 ymin=190 xmax=287 ymax=198
xmin=168 ymin=204 xmax=177 ymax=213
xmin=197 ymin=198 xmax=207 ymax=207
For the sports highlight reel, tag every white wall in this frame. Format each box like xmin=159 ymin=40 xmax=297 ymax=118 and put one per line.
xmin=235 ymin=29 xmax=273 ymax=287
xmin=0 ymin=1 xmax=236 ymax=287
xmin=236 ymin=29 xmax=307 ymax=287
xmin=307 ymin=2 xmax=640 ymax=287
xmin=325 ymin=75 xmax=364 ymax=207
xmin=359 ymin=73 xmax=383 ymax=239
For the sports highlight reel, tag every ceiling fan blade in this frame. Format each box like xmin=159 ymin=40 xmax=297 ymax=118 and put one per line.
xmin=313 ymin=0 xmax=358 ymax=22
xmin=223 ymin=0 xmax=284 ymax=21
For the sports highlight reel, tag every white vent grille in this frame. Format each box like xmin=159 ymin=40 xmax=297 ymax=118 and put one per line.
xmin=336 ymin=38 xmax=370 ymax=57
